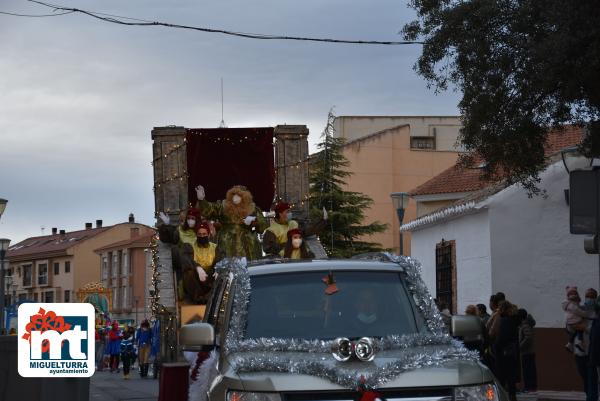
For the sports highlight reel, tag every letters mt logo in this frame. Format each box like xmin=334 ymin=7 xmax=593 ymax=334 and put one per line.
xmin=18 ymin=303 xmax=95 ymax=377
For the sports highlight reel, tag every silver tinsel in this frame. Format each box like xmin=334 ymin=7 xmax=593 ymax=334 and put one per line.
xmin=215 ymin=256 xmax=478 ymax=390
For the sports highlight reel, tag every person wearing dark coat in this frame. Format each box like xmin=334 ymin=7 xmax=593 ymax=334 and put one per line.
xmin=517 ymin=308 xmax=538 ymax=392
xmin=494 ymin=301 xmax=520 ymax=401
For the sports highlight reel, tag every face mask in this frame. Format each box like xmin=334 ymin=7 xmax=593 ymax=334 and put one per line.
xmin=232 ymin=194 xmax=242 ymax=205
xmin=286 ymin=212 xmax=293 ymax=220
xmin=585 ymin=298 xmax=596 ymax=307
xmin=187 ymin=219 xmax=196 ymax=228
xmin=197 ymin=236 xmax=209 ymax=246
xmin=357 ymin=313 xmax=377 ymax=324
xmin=292 ymin=238 xmax=303 ymax=248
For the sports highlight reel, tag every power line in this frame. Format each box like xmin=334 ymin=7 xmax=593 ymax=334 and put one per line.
xmin=0 ymin=10 xmax=73 ymax=17
xmin=26 ymin=0 xmax=423 ymax=46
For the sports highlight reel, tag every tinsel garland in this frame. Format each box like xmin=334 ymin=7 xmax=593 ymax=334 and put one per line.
xmin=215 ymin=255 xmax=479 ymax=390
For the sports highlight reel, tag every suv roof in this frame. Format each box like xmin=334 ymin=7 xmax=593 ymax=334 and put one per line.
xmin=246 ymin=259 xmax=403 ymax=276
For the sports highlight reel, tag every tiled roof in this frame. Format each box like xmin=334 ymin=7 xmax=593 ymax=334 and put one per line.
xmin=410 ymin=126 xmax=584 ymax=197
xmin=94 ymin=231 xmax=155 ymax=253
xmin=7 ymin=227 xmax=111 ymax=260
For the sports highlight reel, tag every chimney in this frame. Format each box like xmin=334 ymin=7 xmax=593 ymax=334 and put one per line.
xmin=128 ymin=213 xmax=135 ymax=223
xmin=52 ymin=227 xmax=58 ymax=235
xmin=96 ymin=219 xmax=103 ymax=228
xmin=59 ymin=229 xmax=66 ymax=240
xmin=130 ymin=227 xmax=140 ymax=238
xmin=59 ymin=230 xmax=66 ymax=235
xmin=85 ymin=223 xmax=93 ymax=230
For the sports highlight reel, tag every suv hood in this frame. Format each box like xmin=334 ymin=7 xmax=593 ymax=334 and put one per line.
xmin=225 ymin=349 xmax=490 ymax=392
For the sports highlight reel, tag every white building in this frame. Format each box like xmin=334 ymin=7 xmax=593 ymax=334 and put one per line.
xmin=401 ymin=126 xmax=593 ymax=390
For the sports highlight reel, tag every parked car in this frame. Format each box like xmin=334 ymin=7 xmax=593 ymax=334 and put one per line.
xmin=180 ymin=254 xmax=502 ymax=401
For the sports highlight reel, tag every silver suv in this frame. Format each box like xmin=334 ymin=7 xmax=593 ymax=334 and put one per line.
xmin=180 ymin=255 xmax=502 ymax=401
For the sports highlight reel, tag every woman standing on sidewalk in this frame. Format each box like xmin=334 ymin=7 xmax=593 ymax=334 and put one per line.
xmin=107 ymin=321 xmax=122 ymax=373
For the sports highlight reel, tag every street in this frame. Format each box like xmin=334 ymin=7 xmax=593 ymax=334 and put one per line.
xmin=90 ymin=369 xmax=158 ymax=401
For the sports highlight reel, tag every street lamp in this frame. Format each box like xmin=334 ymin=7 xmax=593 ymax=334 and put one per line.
xmin=0 ymin=238 xmax=11 ymax=335
xmin=0 ymin=199 xmax=7 ymax=220
xmin=5 ymin=275 xmax=12 ymax=307
xmin=390 ymin=192 xmax=410 ymax=256
xmin=561 ymin=146 xmax=595 ymax=173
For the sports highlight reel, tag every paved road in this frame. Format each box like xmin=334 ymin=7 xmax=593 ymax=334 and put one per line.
xmin=90 ymin=368 xmax=159 ymax=401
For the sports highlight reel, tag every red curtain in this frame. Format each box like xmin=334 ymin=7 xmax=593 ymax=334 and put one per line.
xmin=186 ymin=128 xmax=275 ymax=211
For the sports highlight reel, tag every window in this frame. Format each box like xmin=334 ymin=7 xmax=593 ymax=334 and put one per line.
xmin=18 ymin=294 xmax=27 ymax=302
xmin=44 ymin=291 xmax=54 ymax=303
xmin=38 ymin=264 xmax=48 ymax=285
xmin=112 ymin=253 xmax=118 ymax=278
xmin=65 ymin=261 xmax=71 ymax=273
xmin=102 ymin=256 xmax=109 ymax=280
xmin=121 ymin=252 xmax=129 ymax=276
xmin=436 ymin=240 xmax=456 ymax=314
xmin=64 ymin=290 xmax=70 ymax=303
xmin=33 ymin=293 xmax=38 ymax=302
xmin=245 ymin=271 xmax=421 ymax=340
xmin=121 ymin=286 xmax=129 ymax=308
xmin=410 ymin=136 xmax=436 ymax=150
xmin=54 ymin=262 xmax=60 ymax=275
xmin=23 ymin=265 xmax=32 ymax=287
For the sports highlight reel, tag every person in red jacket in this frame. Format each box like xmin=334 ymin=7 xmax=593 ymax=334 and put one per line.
xmin=107 ymin=321 xmax=123 ymax=373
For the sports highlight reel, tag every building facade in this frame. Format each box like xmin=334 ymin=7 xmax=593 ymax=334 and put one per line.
xmin=6 ymin=217 xmax=153 ymax=311
xmin=333 ymin=116 xmax=463 ymax=254
xmin=401 ymin=127 xmax=587 ymax=390
xmin=94 ymin=229 xmax=155 ymax=325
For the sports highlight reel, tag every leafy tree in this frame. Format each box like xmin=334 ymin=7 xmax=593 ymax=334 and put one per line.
xmin=403 ymin=0 xmax=600 ymax=193
xmin=310 ymin=110 xmax=388 ymax=258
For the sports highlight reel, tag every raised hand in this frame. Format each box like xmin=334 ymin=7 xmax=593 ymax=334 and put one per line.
xmin=159 ymin=212 xmax=170 ymax=225
xmin=243 ymin=216 xmax=257 ymax=226
xmin=195 ymin=185 xmax=205 ymax=201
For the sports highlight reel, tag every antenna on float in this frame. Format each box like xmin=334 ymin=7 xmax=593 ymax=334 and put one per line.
xmin=219 ymin=78 xmax=227 ymax=128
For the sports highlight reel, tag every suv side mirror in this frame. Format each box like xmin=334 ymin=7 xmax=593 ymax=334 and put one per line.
xmin=451 ymin=315 xmax=482 ymax=341
xmin=180 ymin=323 xmax=215 ymax=351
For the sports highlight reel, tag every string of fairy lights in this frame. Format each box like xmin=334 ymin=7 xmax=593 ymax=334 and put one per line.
xmin=148 ymin=130 xmax=313 ymax=327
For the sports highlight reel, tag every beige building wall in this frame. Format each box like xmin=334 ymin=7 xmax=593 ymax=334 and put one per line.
xmin=334 ymin=116 xmax=463 ymax=151
xmin=71 ymin=223 xmax=151 ymax=292
xmin=341 ymin=125 xmax=459 ymax=255
xmin=9 ymin=223 xmax=152 ymax=305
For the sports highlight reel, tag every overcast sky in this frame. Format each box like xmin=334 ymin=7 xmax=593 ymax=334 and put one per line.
xmin=0 ymin=0 xmax=461 ymax=244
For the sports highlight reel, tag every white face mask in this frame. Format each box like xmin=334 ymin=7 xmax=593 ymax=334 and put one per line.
xmin=187 ymin=219 xmax=196 ymax=228
xmin=286 ymin=211 xmax=293 ymax=220
xmin=357 ymin=313 xmax=377 ymax=324
xmin=292 ymin=238 xmax=303 ymax=248
xmin=232 ymin=194 xmax=242 ymax=205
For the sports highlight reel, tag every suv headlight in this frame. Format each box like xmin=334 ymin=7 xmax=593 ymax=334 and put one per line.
xmin=227 ymin=391 xmax=281 ymax=401
xmin=454 ymin=384 xmax=499 ymax=401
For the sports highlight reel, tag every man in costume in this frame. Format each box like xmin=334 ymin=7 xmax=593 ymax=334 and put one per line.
xmin=195 ymin=184 xmax=267 ymax=261
xmin=280 ymin=228 xmax=315 ymax=259
xmin=158 ymin=207 xmax=202 ymax=300
xmin=263 ymin=202 xmax=328 ymax=257
xmin=181 ymin=223 xmax=216 ymax=304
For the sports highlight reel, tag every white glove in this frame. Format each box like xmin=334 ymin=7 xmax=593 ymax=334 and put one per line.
xmin=159 ymin=212 xmax=170 ymax=225
xmin=196 ymin=266 xmax=207 ymax=282
xmin=195 ymin=185 xmax=205 ymax=201
xmin=323 ymin=207 xmax=328 ymax=220
xmin=243 ymin=216 xmax=257 ymax=226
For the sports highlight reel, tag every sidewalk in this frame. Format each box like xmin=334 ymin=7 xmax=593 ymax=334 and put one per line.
xmin=517 ymin=391 xmax=585 ymax=401
xmin=90 ymin=368 xmax=159 ymax=401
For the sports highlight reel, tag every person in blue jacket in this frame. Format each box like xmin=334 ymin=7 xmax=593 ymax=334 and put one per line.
xmin=136 ymin=319 xmax=153 ymax=378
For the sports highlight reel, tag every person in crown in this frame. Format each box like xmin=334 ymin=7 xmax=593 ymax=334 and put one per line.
xmin=195 ymin=184 xmax=267 ymax=261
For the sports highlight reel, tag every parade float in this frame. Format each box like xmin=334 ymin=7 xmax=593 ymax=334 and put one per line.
xmin=150 ymin=125 xmax=327 ymax=368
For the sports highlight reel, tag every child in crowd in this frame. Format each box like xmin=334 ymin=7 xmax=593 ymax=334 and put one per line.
xmin=563 ymin=286 xmax=589 ymax=353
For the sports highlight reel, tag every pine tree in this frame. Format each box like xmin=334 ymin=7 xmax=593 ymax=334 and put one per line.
xmin=309 ymin=110 xmax=388 ymax=258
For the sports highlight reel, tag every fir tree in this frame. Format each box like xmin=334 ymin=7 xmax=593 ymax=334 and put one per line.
xmin=310 ymin=110 xmax=387 ymax=258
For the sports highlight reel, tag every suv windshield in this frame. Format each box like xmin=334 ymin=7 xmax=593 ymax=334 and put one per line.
xmin=245 ymin=270 xmax=423 ymax=339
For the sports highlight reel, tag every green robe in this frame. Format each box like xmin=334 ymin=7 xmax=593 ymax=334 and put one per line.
xmin=197 ymin=199 xmax=267 ymax=261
